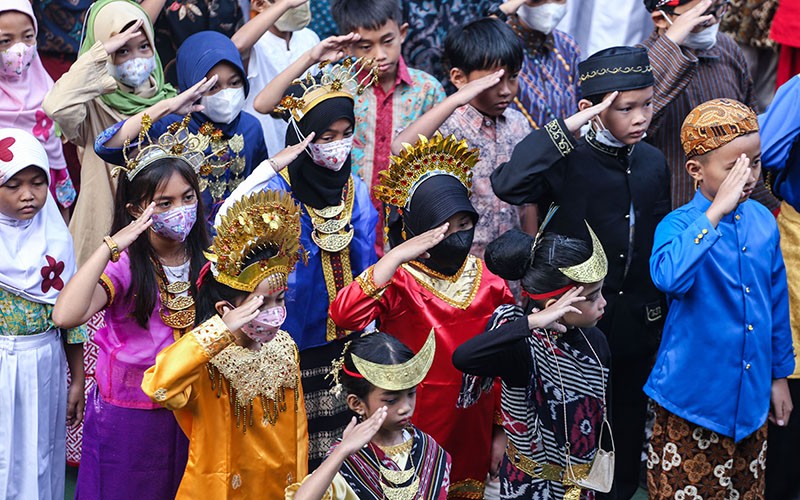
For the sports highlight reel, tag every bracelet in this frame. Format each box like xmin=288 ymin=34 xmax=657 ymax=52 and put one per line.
xmin=104 ymin=236 xmax=121 ymax=263
xmin=267 ymin=158 xmax=280 ymax=172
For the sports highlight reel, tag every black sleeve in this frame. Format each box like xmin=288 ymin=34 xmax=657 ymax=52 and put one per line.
xmin=452 ymin=316 xmax=533 ymax=387
xmin=490 ymin=118 xmax=576 ymax=205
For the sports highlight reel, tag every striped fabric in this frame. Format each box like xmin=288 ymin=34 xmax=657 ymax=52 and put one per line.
xmin=640 ymin=30 xmax=777 ymax=210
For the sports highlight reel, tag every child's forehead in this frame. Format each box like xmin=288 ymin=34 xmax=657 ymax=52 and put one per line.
xmin=7 ymin=165 xmax=47 ymax=180
xmin=353 ymin=20 xmax=402 ymax=38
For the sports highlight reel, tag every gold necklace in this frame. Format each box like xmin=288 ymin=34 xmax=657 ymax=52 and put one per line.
xmin=308 ymin=178 xmax=355 ymax=253
xmin=154 ymin=259 xmax=195 ymax=330
xmin=372 ymin=434 xmax=420 ymax=500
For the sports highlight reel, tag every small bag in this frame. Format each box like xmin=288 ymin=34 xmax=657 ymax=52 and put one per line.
xmin=569 ymin=417 xmax=615 ymax=493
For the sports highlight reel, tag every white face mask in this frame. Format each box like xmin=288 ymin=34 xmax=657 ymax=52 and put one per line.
xmin=274 ymin=4 xmax=311 ymax=32
xmin=660 ymin=11 xmax=719 ymax=51
xmin=110 ymin=56 xmax=155 ymax=88
xmin=307 ymin=136 xmax=353 ymax=171
xmin=591 ymin=116 xmax=627 ymax=148
xmin=517 ymin=3 xmax=568 ymax=35
xmin=200 ymin=87 xmax=246 ymax=124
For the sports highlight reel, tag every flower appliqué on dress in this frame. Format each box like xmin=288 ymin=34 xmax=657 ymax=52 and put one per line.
xmin=32 ymin=110 xmax=53 ymax=141
xmin=0 ymin=136 xmax=16 ymax=163
xmin=40 ymin=255 xmax=65 ymax=293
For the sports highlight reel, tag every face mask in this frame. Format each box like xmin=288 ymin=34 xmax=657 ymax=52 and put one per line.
xmin=517 ymin=3 xmax=567 ymax=35
xmin=274 ymin=4 xmax=311 ymax=32
xmin=591 ymin=116 xmax=627 ymax=148
xmin=660 ymin=11 xmax=719 ymax=51
xmin=151 ymin=203 xmax=197 ymax=242
xmin=423 ymin=227 xmax=475 ymax=276
xmin=307 ymin=136 xmax=354 ymax=171
xmin=200 ymin=87 xmax=246 ymax=125
xmin=110 ymin=56 xmax=156 ymax=88
xmin=1 ymin=42 xmax=37 ymax=77
xmin=241 ymin=306 xmax=286 ymax=343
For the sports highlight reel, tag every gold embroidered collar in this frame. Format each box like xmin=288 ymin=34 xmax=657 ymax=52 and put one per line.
xmin=403 ymin=255 xmax=482 ymax=310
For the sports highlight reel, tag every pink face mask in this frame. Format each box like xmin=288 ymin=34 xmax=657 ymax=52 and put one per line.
xmin=150 ymin=203 xmax=197 ymax=242
xmin=241 ymin=306 xmax=287 ymax=343
xmin=1 ymin=42 xmax=37 ymax=77
xmin=307 ymin=136 xmax=353 ymax=171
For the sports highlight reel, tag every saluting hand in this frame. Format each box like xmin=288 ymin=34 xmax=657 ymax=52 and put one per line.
xmin=564 ymin=92 xmax=619 ymax=134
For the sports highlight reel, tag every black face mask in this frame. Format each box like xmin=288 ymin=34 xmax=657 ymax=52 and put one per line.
xmin=422 ymin=228 xmax=475 ymax=276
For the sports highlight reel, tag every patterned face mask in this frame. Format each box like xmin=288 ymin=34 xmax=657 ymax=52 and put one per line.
xmin=109 ymin=56 xmax=156 ymax=88
xmin=241 ymin=306 xmax=286 ymax=343
xmin=0 ymin=42 xmax=37 ymax=77
xmin=150 ymin=203 xmax=197 ymax=242
xmin=307 ymin=136 xmax=354 ymax=171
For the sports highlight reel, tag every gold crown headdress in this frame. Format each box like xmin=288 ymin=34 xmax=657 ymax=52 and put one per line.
xmin=328 ymin=330 xmax=436 ymax=394
xmin=275 ymin=57 xmax=378 ymax=122
xmin=206 ymin=190 xmax=306 ymax=293
xmin=115 ymin=114 xmax=227 ymax=181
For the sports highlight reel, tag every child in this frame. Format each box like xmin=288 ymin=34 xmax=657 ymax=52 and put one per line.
xmin=646 ymin=98 xmax=794 ymax=499
xmin=759 ymin=74 xmax=800 ymax=499
xmin=640 ymin=0 xmax=777 ymax=210
xmin=0 ymin=0 xmax=77 ymax=219
xmin=43 ymin=0 xmax=176 ymax=264
xmin=392 ymin=17 xmax=535 ymax=260
xmin=243 ymin=0 xmax=320 ymax=155
xmin=490 ymin=46 xmax=671 ymax=498
xmin=142 ymin=190 xmax=308 ymax=499
xmin=329 ymin=133 xmax=515 ymax=498
xmin=0 ymin=129 xmax=86 ymax=500
xmin=453 ymin=211 xmax=611 ymax=500
xmin=53 ymin=120 xmax=211 ymax=499
xmin=287 ymin=330 xmax=451 ymax=499
xmin=331 ymin=0 xmax=445 ymax=252
xmin=228 ymin=52 xmax=379 ymax=469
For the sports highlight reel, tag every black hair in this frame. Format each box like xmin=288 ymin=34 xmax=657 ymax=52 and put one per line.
xmin=485 ymin=230 xmax=592 ymax=305
xmin=444 ymin=17 xmax=525 ymax=75
xmin=340 ymin=332 xmax=415 ymax=400
xmin=111 ymin=157 xmax=209 ymax=328
xmin=331 ymin=0 xmax=402 ymax=34
xmin=194 ymin=246 xmax=280 ymax=325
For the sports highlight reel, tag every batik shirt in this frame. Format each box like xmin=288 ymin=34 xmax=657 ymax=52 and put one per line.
xmin=0 ymin=287 xmax=87 ymax=343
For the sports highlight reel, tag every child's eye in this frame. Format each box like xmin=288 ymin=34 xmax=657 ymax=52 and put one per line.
xmin=384 ymin=38 xmax=394 ymax=45
xmin=159 ymin=201 xmax=171 ymax=208
xmin=383 ymin=398 xmax=396 ymax=405
xmin=33 ymin=179 xmax=47 ymax=186
xmin=184 ymin=193 xmax=196 ymax=202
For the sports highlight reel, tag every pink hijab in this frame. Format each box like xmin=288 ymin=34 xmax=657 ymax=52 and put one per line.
xmin=0 ymin=0 xmax=67 ymax=172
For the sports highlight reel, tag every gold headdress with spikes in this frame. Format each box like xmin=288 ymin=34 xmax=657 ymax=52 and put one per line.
xmin=206 ymin=190 xmax=306 ymax=293
xmin=275 ymin=57 xmax=378 ymax=122
xmin=115 ymin=114 xmax=227 ymax=181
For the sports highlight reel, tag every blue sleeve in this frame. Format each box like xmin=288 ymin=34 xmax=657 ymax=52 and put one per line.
xmin=93 ymin=118 xmax=170 ymax=166
xmin=349 ymin=176 xmax=379 ymax=274
xmin=770 ymin=235 xmax=795 ymax=378
xmin=760 ymin=75 xmax=800 ymax=173
xmin=649 ymin=210 xmax=722 ymax=297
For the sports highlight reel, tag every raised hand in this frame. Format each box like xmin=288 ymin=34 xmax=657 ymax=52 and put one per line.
xmin=706 ymin=154 xmax=751 ymax=226
xmin=109 ymin=202 xmax=155 ymax=251
xmin=103 ymin=19 xmax=146 ymax=56
xmin=221 ymin=295 xmax=265 ymax=335
xmin=663 ymin=0 xmax=716 ymax=46
xmin=565 ymin=91 xmax=619 ymax=134
xmin=453 ymin=69 xmax=505 ymax=107
xmin=338 ymin=407 xmax=388 ymax=456
xmin=269 ymin=132 xmax=316 ymax=172
xmin=527 ymin=286 xmax=585 ymax=332
xmin=164 ymin=75 xmax=219 ymax=116
xmin=387 ymin=223 xmax=449 ymax=264
xmin=309 ymin=33 xmax=361 ymax=63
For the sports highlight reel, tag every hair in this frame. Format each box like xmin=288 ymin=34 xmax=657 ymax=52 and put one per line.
xmin=340 ymin=332 xmax=415 ymax=400
xmin=194 ymin=246 xmax=280 ymax=324
xmin=111 ymin=158 xmax=209 ymax=328
xmin=444 ymin=17 xmax=525 ymax=75
xmin=485 ymin=230 xmax=592 ymax=304
xmin=331 ymin=0 xmax=402 ymax=34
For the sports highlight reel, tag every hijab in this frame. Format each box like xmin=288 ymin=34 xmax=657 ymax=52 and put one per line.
xmin=79 ymin=0 xmax=175 ymax=115
xmin=0 ymin=128 xmax=76 ymax=305
xmin=176 ymin=30 xmax=249 ymax=136
xmin=0 ymin=0 xmax=67 ymax=173
xmin=284 ymin=94 xmax=355 ymax=209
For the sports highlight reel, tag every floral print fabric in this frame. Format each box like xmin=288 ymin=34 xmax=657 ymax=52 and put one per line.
xmin=0 ymin=286 xmax=87 ymax=343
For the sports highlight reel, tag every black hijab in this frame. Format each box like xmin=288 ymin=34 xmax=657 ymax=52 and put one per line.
xmin=283 ymin=91 xmax=355 ymax=209
xmin=404 ymin=175 xmax=478 ymax=236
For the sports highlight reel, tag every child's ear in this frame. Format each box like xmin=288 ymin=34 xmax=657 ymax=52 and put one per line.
xmin=215 ymin=300 xmax=234 ymax=317
xmin=686 ymin=158 xmax=704 ymax=184
xmin=399 ymin=22 xmax=409 ymax=43
xmin=578 ymin=99 xmax=594 ymax=111
xmin=651 ymin=10 xmax=670 ymax=30
xmin=346 ymin=394 xmax=365 ymax=416
xmin=449 ymin=67 xmax=468 ymax=90
xmin=126 ymin=202 xmax=142 ymax=219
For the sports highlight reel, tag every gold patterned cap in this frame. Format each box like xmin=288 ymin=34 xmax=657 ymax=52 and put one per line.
xmin=206 ymin=190 xmax=306 ymax=293
xmin=680 ymin=99 xmax=759 ymax=158
xmin=275 ymin=57 xmax=378 ymax=122
xmin=374 ymin=133 xmax=478 ymax=210
xmin=558 ymin=222 xmax=608 ymax=283
xmin=116 ymin=114 xmax=227 ymax=181
xmin=350 ymin=329 xmax=436 ymax=391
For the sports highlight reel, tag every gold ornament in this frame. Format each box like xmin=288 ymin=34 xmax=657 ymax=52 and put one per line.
xmin=350 ymin=329 xmax=436 ymax=391
xmin=558 ymin=222 xmax=608 ymax=284
xmin=207 ymin=190 xmax=305 ymax=293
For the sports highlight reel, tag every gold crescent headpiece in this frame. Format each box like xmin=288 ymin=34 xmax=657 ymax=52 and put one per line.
xmin=350 ymin=329 xmax=436 ymax=391
xmin=558 ymin=222 xmax=608 ymax=283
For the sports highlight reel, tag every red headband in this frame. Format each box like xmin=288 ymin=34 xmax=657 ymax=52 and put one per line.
xmin=521 ymin=284 xmax=573 ymax=301
xmin=196 ymin=261 xmax=212 ymax=289
xmin=342 ymin=364 xmax=365 ymax=379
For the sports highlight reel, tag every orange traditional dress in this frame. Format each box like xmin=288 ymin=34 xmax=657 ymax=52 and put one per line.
xmin=142 ymin=315 xmax=308 ymax=499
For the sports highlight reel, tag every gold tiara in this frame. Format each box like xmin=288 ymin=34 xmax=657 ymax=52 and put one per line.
xmin=274 ymin=57 xmax=378 ymax=121
xmin=559 ymin=222 xmax=608 ymax=283
xmin=374 ymin=133 xmax=478 ymax=210
xmin=206 ymin=190 xmax=306 ymax=293
xmin=115 ymin=114 xmax=227 ymax=181
xmin=350 ymin=329 xmax=436 ymax=391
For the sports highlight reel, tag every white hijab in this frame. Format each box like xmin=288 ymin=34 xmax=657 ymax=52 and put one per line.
xmin=0 ymin=128 xmax=76 ymax=304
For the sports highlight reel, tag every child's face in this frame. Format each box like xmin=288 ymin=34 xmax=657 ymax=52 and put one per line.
xmin=688 ymin=133 xmax=762 ymax=204
xmin=111 ymin=33 xmax=154 ymax=65
xmin=350 ymin=20 xmax=408 ymax=83
xmin=314 ymin=118 xmax=354 ymax=144
xmin=131 ymin=170 xmax=197 ymax=216
xmin=443 ymin=211 xmax=475 ymax=237
xmin=205 ymin=61 xmax=245 ymax=96
xmin=459 ymin=65 xmax=519 ymax=118
xmin=362 ymin=386 xmax=417 ymax=432
xmin=559 ymin=280 xmax=606 ymax=328
xmin=235 ymin=285 xmax=287 ymax=344
xmin=589 ymin=87 xmax=654 ymax=145
xmin=0 ymin=166 xmax=48 ymax=220
xmin=0 ymin=11 xmax=36 ymax=50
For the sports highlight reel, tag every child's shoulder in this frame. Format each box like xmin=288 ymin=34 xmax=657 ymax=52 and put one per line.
xmin=405 ymin=66 xmax=445 ymax=93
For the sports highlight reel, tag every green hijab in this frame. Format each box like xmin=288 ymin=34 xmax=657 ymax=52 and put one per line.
xmin=79 ymin=0 xmax=176 ymax=115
